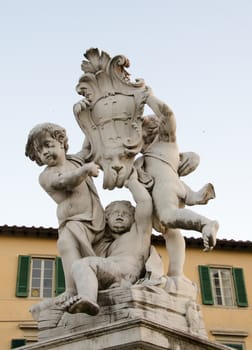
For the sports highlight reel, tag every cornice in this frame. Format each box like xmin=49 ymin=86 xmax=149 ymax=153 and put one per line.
xmin=1 ymin=225 xmax=252 ymax=251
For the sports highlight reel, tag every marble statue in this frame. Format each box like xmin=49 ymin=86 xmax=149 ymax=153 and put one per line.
xmin=136 ymin=113 xmax=218 ymax=278
xmin=62 ymin=168 xmax=152 ymax=315
xmin=25 ymin=123 xmax=105 ymax=300
xmin=27 ymin=48 xmax=219 ymax=329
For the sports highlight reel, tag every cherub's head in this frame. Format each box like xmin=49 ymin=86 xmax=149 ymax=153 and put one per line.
xmin=25 ymin=123 xmax=69 ymax=166
xmin=105 ymin=200 xmax=135 ymax=234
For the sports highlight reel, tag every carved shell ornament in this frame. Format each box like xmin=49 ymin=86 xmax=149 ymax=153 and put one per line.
xmin=74 ymin=48 xmax=150 ymax=190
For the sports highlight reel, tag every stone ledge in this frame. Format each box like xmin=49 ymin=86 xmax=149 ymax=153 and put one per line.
xmin=17 ymin=318 xmax=231 ymax=350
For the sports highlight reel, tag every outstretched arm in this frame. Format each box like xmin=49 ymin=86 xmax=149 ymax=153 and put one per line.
xmin=39 ymin=162 xmax=99 ymax=192
xmin=146 ymin=92 xmax=176 ymax=142
xmin=125 ymin=168 xmax=152 ymax=234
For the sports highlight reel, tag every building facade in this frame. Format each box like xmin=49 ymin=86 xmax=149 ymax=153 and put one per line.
xmin=0 ymin=225 xmax=251 ymax=350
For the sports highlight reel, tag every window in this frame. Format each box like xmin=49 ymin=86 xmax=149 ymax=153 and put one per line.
xmin=16 ymin=255 xmax=65 ymax=298
xmin=11 ymin=339 xmax=26 ymax=348
xmin=211 ymin=329 xmax=247 ymax=350
xmin=210 ymin=268 xmax=235 ymax=306
xmin=223 ymin=343 xmax=244 ymax=350
xmin=30 ymin=258 xmax=54 ymax=298
xmin=198 ymin=266 xmax=248 ymax=307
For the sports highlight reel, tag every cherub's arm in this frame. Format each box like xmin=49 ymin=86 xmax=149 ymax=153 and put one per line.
xmin=146 ymin=92 xmax=176 ymax=142
xmin=125 ymin=168 xmax=152 ymax=234
xmin=39 ymin=162 xmax=99 ymax=192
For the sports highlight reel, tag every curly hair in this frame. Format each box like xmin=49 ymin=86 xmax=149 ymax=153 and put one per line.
xmin=25 ymin=123 xmax=69 ymax=166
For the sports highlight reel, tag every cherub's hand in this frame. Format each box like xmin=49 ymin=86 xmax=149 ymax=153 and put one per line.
xmin=73 ymin=102 xmax=82 ymax=116
xmin=124 ymin=166 xmax=138 ymax=188
xmin=85 ymin=162 xmax=100 ymax=177
xmin=73 ymin=99 xmax=90 ymax=116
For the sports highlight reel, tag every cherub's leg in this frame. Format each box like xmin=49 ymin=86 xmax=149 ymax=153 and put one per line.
xmin=152 ymin=182 xmax=218 ymax=251
xmin=159 ymin=207 xmax=219 ymax=252
xmin=163 ymin=228 xmax=185 ymax=277
xmin=67 ymin=257 xmax=121 ymax=315
xmin=182 ymin=181 xmax=215 ymax=206
xmin=67 ymin=257 xmax=100 ymax=315
xmin=57 ymin=233 xmax=81 ymax=296
xmin=57 ymin=222 xmax=96 ymax=296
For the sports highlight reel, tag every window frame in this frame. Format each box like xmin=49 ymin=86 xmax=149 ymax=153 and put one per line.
xmin=222 ymin=343 xmax=245 ymax=350
xmin=29 ymin=257 xmax=55 ymax=298
xmin=16 ymin=255 xmax=65 ymax=298
xmin=198 ymin=265 xmax=248 ymax=307
xmin=11 ymin=339 xmax=27 ymax=349
xmin=209 ymin=267 xmax=236 ymax=307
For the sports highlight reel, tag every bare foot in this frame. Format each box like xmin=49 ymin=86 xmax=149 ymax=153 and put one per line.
xmin=66 ymin=295 xmax=100 ymax=315
xmin=202 ymin=220 xmax=219 ymax=252
xmin=165 ymin=274 xmax=194 ymax=291
xmin=30 ymin=290 xmax=76 ymax=319
xmin=197 ymin=183 xmax=215 ymax=204
xmin=55 ymin=290 xmax=76 ymax=305
xmin=186 ymin=183 xmax=215 ymax=206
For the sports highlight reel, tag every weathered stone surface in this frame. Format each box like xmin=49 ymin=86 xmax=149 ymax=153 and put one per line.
xmin=36 ymin=284 xmax=207 ymax=342
xmin=18 ymin=319 xmax=230 ymax=350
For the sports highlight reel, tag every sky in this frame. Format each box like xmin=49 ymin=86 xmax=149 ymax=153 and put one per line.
xmin=0 ymin=0 xmax=251 ymax=242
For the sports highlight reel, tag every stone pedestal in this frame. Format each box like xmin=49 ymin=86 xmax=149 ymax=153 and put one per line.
xmin=18 ymin=283 xmax=230 ymax=350
xmin=19 ymin=318 xmax=230 ymax=350
xmin=37 ymin=284 xmax=207 ymax=341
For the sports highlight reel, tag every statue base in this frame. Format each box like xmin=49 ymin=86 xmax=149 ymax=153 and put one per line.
xmin=21 ymin=318 xmax=229 ymax=350
xmin=22 ymin=281 xmax=228 ymax=349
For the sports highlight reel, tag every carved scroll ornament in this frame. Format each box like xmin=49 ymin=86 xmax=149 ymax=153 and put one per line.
xmin=73 ymin=48 xmax=150 ymax=189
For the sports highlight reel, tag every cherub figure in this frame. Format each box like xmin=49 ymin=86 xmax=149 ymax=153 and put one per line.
xmin=136 ymin=108 xmax=219 ymax=278
xmin=63 ymin=169 xmax=153 ymax=315
xmin=25 ymin=123 xmax=105 ymax=299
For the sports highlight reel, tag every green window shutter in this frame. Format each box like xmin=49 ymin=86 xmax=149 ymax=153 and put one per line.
xmin=233 ymin=268 xmax=248 ymax=307
xmin=11 ymin=338 xmax=27 ymax=348
xmin=16 ymin=255 xmax=31 ymax=297
xmin=198 ymin=265 xmax=214 ymax=305
xmin=55 ymin=256 xmax=65 ymax=295
xmin=224 ymin=344 xmax=243 ymax=350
